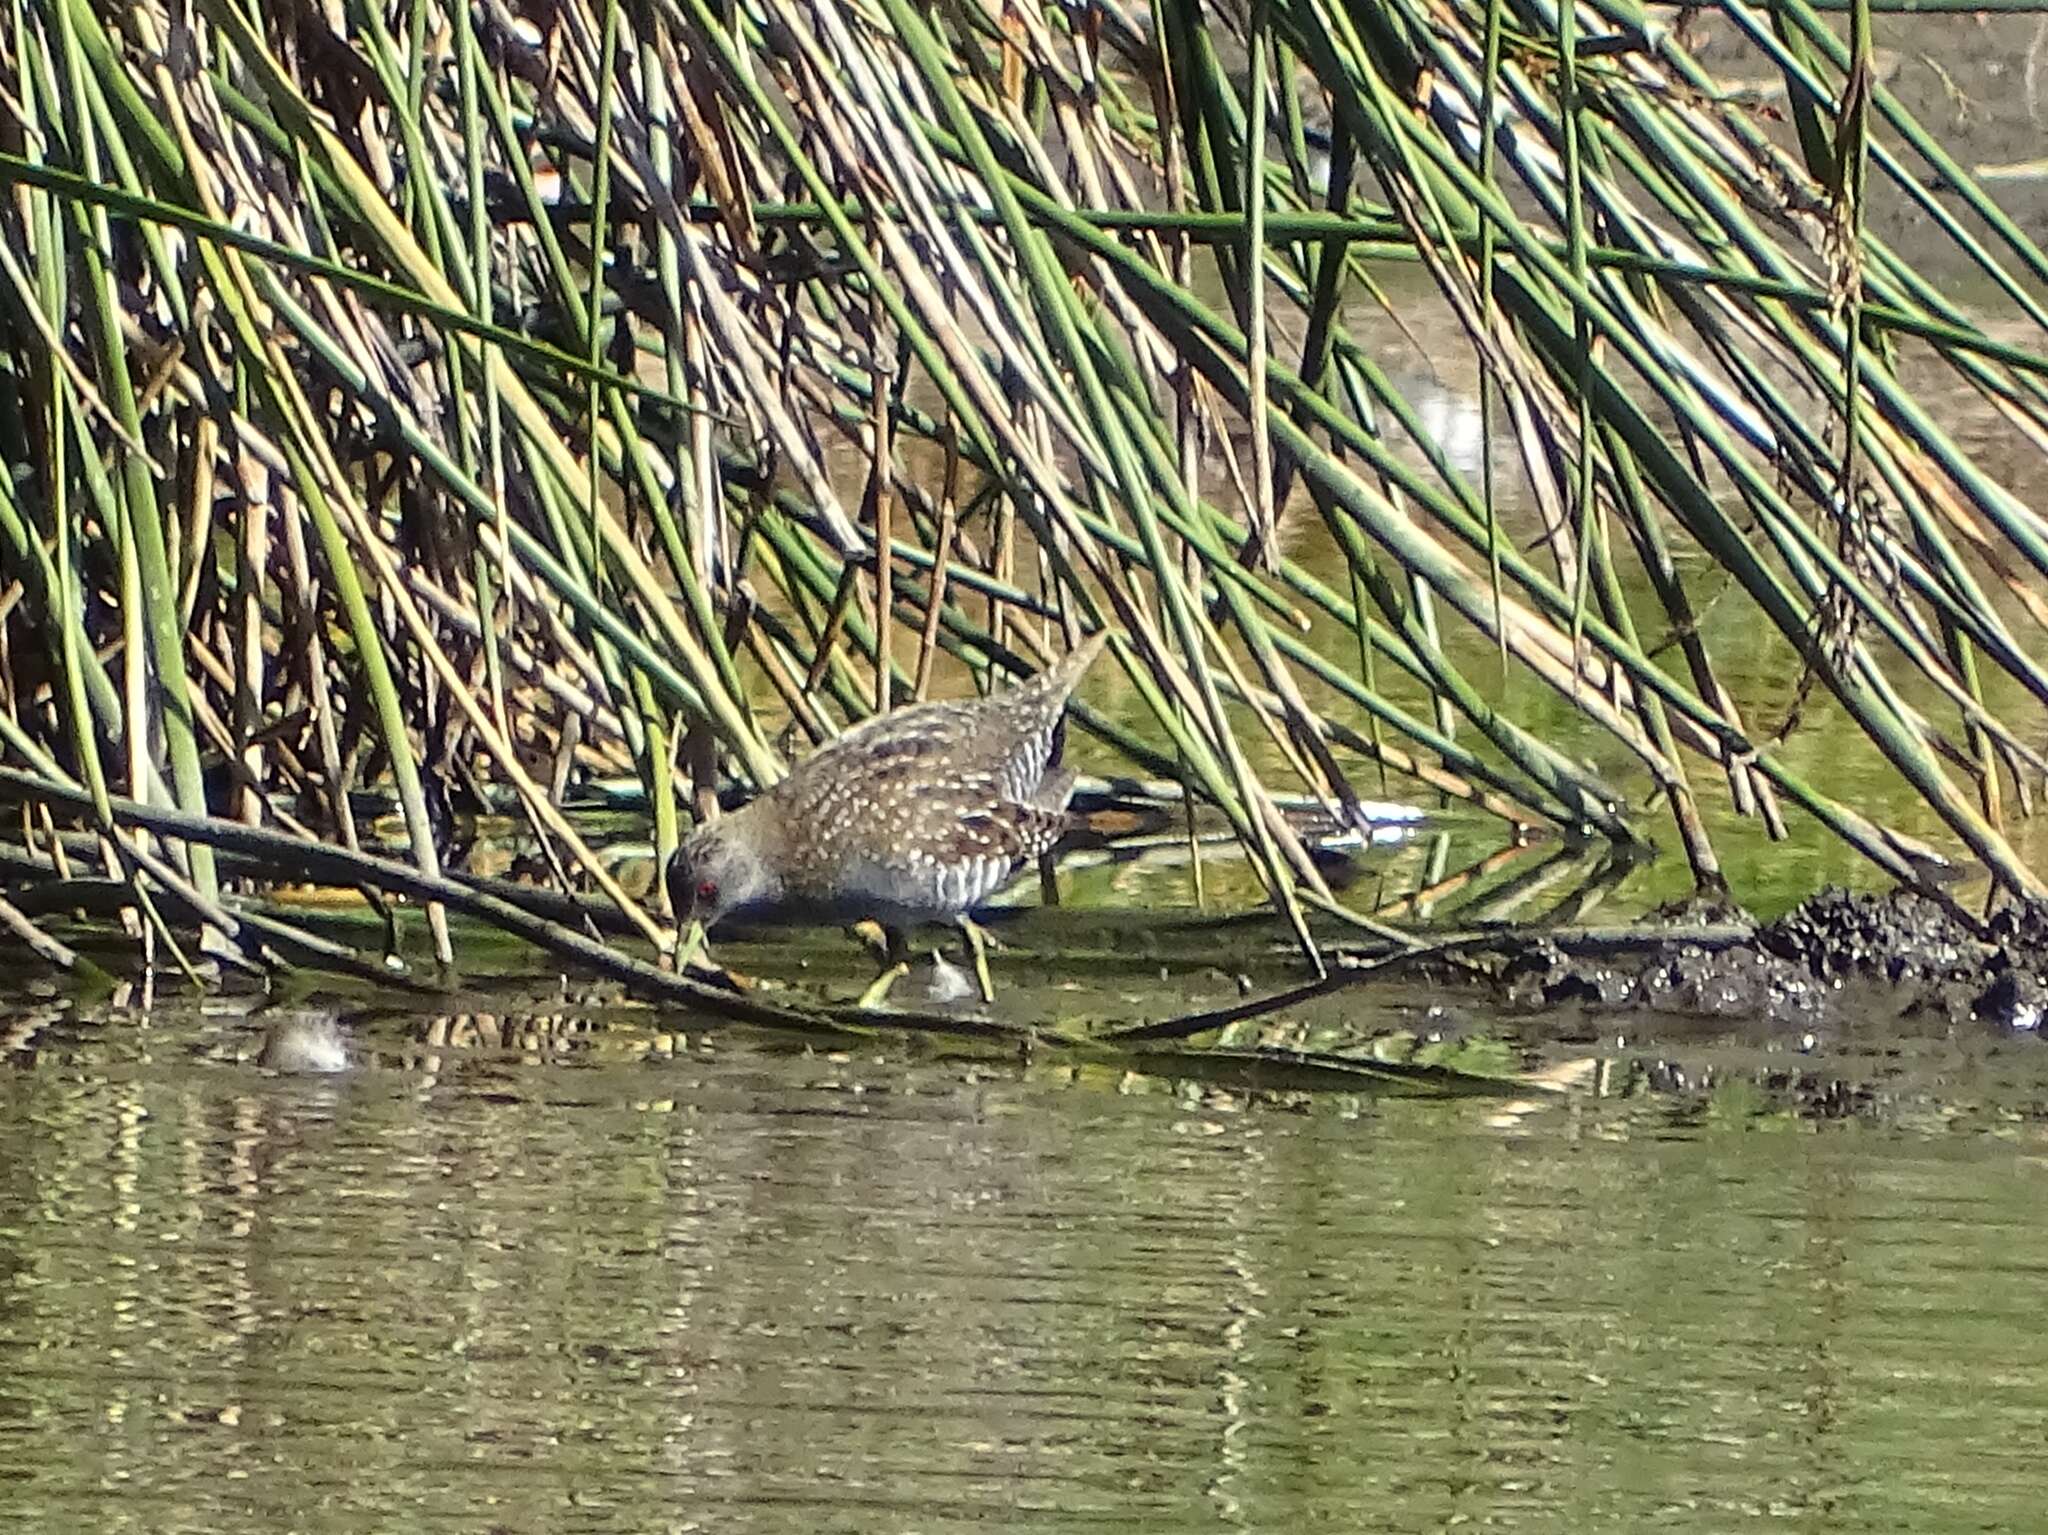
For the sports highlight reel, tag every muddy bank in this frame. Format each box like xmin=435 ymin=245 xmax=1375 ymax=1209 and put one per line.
xmin=1487 ymin=888 xmax=2048 ymax=1032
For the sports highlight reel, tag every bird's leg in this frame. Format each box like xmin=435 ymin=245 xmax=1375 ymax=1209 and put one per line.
xmin=1037 ymin=851 xmax=1061 ymax=907
xmin=956 ymin=916 xmax=997 ymax=1004
xmin=855 ymin=923 xmax=911 ymax=1009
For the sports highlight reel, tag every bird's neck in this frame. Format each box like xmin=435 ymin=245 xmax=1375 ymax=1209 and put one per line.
xmin=722 ymin=798 xmax=789 ymax=907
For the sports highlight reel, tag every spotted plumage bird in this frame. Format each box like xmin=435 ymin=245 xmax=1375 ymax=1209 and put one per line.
xmin=666 ymin=630 xmax=1110 ymax=1001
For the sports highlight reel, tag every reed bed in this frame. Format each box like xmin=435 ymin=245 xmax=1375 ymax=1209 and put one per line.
xmin=0 ymin=0 xmax=2044 ymax=995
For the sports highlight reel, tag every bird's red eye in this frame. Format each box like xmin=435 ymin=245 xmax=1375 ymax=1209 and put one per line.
xmin=696 ymin=879 xmax=719 ymax=903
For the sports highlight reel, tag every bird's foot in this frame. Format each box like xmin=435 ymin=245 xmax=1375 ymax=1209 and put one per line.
xmin=856 ymin=961 xmax=911 ymax=1010
xmin=955 ymin=917 xmax=998 ymax=1004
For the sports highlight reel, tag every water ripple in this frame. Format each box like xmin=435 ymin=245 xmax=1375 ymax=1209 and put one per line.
xmin=0 ymin=1011 xmax=2043 ymax=1532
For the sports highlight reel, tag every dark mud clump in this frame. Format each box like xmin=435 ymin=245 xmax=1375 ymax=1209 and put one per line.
xmin=1496 ymin=887 xmax=2048 ymax=1030
xmin=1498 ymin=920 xmax=1821 ymax=1022
xmin=1756 ymin=888 xmax=1979 ymax=986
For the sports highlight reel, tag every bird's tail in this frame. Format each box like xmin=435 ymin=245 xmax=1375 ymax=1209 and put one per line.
xmin=1032 ymin=628 xmax=1112 ymax=702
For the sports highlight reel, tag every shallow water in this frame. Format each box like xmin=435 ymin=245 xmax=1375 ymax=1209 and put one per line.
xmin=3 ymin=997 xmax=2045 ymax=1534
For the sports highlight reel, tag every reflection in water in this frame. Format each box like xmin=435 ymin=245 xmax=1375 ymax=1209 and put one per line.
xmin=1407 ymin=381 xmax=1487 ymax=478
xmin=0 ymin=1002 xmax=2043 ymax=1532
xmin=256 ymin=1011 xmax=351 ymax=1075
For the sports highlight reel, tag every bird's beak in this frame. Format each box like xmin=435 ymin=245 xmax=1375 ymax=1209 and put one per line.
xmin=674 ymin=918 xmax=709 ymax=973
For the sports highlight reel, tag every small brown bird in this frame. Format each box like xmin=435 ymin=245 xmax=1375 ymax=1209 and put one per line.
xmin=667 ymin=630 xmax=1110 ymax=1002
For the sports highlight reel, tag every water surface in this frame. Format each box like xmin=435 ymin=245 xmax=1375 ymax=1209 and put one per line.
xmin=2 ymin=997 xmax=2043 ymax=1533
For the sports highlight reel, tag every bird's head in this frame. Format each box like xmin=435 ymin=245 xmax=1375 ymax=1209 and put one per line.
xmin=664 ymin=817 xmax=773 ymax=932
